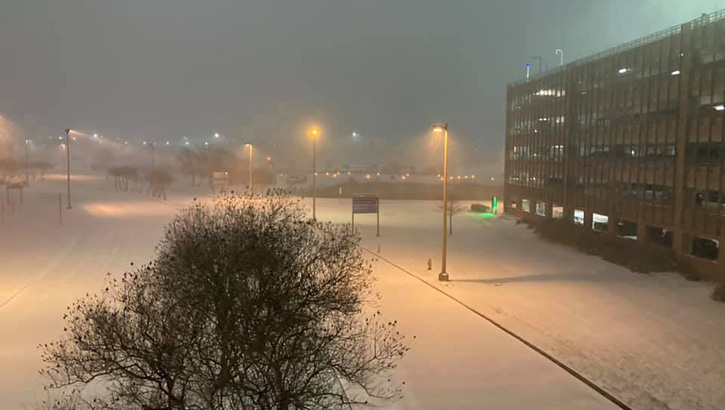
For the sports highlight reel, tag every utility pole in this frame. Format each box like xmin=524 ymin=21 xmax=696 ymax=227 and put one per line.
xmin=24 ymin=139 xmax=30 ymax=186
xmin=245 ymin=142 xmax=254 ymax=193
xmin=309 ymin=127 xmax=320 ymax=220
xmin=432 ymin=123 xmax=449 ymax=281
xmin=151 ymin=142 xmax=156 ymax=169
xmin=64 ymin=129 xmax=72 ymax=209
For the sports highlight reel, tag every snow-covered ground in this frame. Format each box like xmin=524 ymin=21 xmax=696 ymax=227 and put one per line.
xmin=1 ymin=176 xmax=723 ymax=410
xmin=315 ymin=199 xmax=725 ymax=410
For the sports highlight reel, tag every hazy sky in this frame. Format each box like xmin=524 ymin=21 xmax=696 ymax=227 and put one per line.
xmin=1 ymin=0 xmax=722 ymax=167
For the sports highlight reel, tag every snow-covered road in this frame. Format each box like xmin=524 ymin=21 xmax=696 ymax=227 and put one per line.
xmin=1 ymin=177 xmax=723 ymax=410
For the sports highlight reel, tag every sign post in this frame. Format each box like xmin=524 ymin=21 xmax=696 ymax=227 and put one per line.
xmin=352 ymin=194 xmax=379 ymax=237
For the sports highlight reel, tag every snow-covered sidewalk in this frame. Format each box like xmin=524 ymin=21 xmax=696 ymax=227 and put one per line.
xmin=370 ymin=255 xmax=618 ymax=409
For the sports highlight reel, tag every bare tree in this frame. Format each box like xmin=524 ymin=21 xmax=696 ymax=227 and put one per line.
xmin=0 ymin=158 xmax=19 ymax=185
xmin=438 ymin=197 xmax=465 ymax=236
xmin=177 ymin=147 xmax=200 ymax=187
xmin=41 ymin=191 xmax=408 ymax=410
xmin=32 ymin=160 xmax=53 ymax=180
xmin=108 ymin=166 xmax=139 ymax=192
xmin=145 ymin=169 xmax=174 ymax=200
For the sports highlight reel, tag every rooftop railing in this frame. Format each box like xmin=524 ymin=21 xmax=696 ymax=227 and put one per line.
xmin=509 ymin=8 xmax=725 ymax=87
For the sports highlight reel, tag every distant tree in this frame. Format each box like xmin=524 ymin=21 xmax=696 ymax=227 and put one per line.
xmin=0 ymin=158 xmax=19 ymax=185
xmin=41 ymin=192 xmax=408 ymax=410
xmin=146 ymin=169 xmax=174 ymax=199
xmin=108 ymin=167 xmax=122 ymax=189
xmin=32 ymin=161 xmax=53 ymax=180
xmin=178 ymin=147 xmax=234 ymax=188
xmin=438 ymin=196 xmax=466 ymax=235
xmin=200 ymin=147 xmax=234 ymax=187
xmin=177 ymin=148 xmax=200 ymax=187
xmin=108 ymin=166 xmax=138 ymax=191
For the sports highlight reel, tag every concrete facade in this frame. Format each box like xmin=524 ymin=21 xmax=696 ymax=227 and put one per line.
xmin=504 ymin=10 xmax=725 ymax=280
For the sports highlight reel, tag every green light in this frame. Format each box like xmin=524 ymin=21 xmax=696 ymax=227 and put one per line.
xmin=477 ymin=212 xmax=496 ymax=219
xmin=492 ymin=195 xmax=498 ymax=214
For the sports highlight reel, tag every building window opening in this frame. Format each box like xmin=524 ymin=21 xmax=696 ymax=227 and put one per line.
xmin=616 ymin=220 xmax=638 ymax=240
xmin=648 ymin=227 xmax=673 ymax=248
xmin=692 ymin=190 xmax=723 ymax=211
xmin=574 ymin=209 xmax=585 ymax=225
xmin=522 ymin=199 xmax=530 ymax=213
xmin=552 ymin=205 xmax=564 ymax=219
xmin=536 ymin=202 xmax=547 ymax=217
xmin=592 ymin=213 xmax=609 ymax=231
xmin=691 ymin=236 xmax=719 ymax=261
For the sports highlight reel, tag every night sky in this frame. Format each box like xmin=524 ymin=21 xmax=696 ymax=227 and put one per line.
xmin=1 ymin=0 xmax=722 ymax=169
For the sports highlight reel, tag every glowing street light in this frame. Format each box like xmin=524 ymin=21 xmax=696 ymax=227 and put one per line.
xmin=432 ymin=123 xmax=449 ymax=281
xmin=309 ymin=126 xmax=321 ymax=219
xmin=214 ymin=132 xmax=220 ymax=138
xmin=245 ymin=142 xmax=253 ymax=193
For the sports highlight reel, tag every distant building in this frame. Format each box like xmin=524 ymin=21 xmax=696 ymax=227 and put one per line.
xmin=504 ymin=10 xmax=725 ymax=279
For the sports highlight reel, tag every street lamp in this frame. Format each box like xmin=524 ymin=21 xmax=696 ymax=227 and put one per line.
xmin=309 ymin=127 xmax=321 ymax=220
xmin=245 ymin=142 xmax=253 ymax=193
xmin=64 ymin=129 xmax=72 ymax=209
xmin=432 ymin=123 xmax=449 ymax=281
xmin=150 ymin=142 xmax=156 ymax=169
xmin=24 ymin=139 xmax=31 ymax=186
xmin=555 ymin=49 xmax=564 ymax=67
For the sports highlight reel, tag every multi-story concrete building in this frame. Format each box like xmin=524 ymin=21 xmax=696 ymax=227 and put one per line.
xmin=504 ymin=10 xmax=725 ymax=279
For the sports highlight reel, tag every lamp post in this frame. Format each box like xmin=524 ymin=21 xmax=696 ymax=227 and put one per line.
xmin=24 ymin=139 xmax=30 ymax=186
xmin=309 ymin=127 xmax=321 ymax=220
xmin=432 ymin=123 xmax=449 ymax=281
xmin=64 ymin=129 xmax=72 ymax=209
xmin=150 ymin=142 xmax=156 ymax=169
xmin=245 ymin=142 xmax=253 ymax=193
xmin=555 ymin=49 xmax=564 ymax=67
